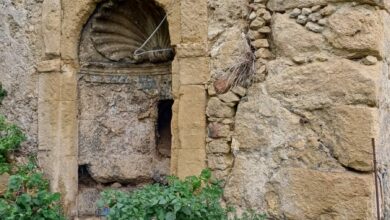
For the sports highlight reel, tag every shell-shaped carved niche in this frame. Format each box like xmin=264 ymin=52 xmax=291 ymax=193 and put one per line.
xmin=90 ymin=0 xmax=173 ymax=63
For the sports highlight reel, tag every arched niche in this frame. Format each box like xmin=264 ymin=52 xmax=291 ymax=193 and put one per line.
xmin=77 ymin=0 xmax=174 ymax=216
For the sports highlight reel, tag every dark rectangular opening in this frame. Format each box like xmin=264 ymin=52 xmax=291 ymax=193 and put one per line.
xmin=156 ymin=99 xmax=173 ymax=157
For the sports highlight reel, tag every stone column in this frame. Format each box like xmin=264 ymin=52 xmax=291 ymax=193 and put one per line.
xmin=170 ymin=0 xmax=209 ymax=178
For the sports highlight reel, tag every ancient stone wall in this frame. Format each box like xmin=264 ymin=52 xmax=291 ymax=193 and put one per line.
xmin=0 ymin=0 xmax=42 ymax=154
xmin=206 ymin=0 xmax=390 ymax=219
xmin=1 ymin=0 xmax=390 ymax=219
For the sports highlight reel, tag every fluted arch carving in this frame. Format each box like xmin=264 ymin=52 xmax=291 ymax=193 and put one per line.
xmin=90 ymin=0 xmax=173 ymax=63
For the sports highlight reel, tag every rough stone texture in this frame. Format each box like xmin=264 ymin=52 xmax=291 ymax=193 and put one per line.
xmin=266 ymin=59 xmax=379 ymax=110
xmin=272 ymin=168 xmax=374 ymax=219
xmin=267 ymin=0 xmax=386 ymax=11
xmin=78 ymin=80 xmax=170 ymax=183
xmin=378 ymin=10 xmax=390 ymax=219
xmin=0 ymin=0 xmax=41 ymax=154
xmin=323 ymin=4 xmax=383 ymax=57
xmin=1 ymin=0 xmax=389 ymax=219
xmin=273 ymin=4 xmax=384 ymax=58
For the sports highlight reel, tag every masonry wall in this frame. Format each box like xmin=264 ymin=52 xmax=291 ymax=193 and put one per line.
xmin=1 ymin=0 xmax=390 ymax=219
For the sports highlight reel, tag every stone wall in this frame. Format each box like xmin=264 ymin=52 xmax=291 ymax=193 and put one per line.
xmin=0 ymin=0 xmax=41 ymax=154
xmin=205 ymin=0 xmax=390 ymax=219
xmin=1 ymin=0 xmax=390 ymax=219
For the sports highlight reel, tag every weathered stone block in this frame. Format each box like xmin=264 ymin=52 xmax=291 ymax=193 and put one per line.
xmin=176 ymin=43 xmax=207 ymax=58
xmin=266 ymin=59 xmax=379 ymax=110
xmin=60 ymin=63 xmax=77 ymax=101
xmin=273 ymin=168 xmax=374 ymax=219
xmin=77 ymin=188 xmax=100 ymax=217
xmin=323 ymin=5 xmax=383 ymax=57
xmin=272 ymin=13 xmax=328 ymax=58
xmin=179 ymin=57 xmax=210 ymax=85
xmin=42 ymin=0 xmax=61 ymax=57
xmin=38 ymin=73 xmax=61 ymax=102
xmin=206 ymin=97 xmax=235 ymax=118
xmin=178 ymin=85 xmax=206 ymax=149
xmin=38 ymin=101 xmax=59 ymax=151
xmin=218 ymin=91 xmax=240 ymax=103
xmin=207 ymin=139 xmax=231 ymax=154
xmin=208 ymin=122 xmax=231 ymax=138
xmin=37 ymin=59 xmax=61 ymax=72
xmin=316 ymin=106 xmax=377 ymax=171
xmin=181 ymin=0 xmax=207 ymax=43
xmin=207 ymin=154 xmax=234 ymax=170
xmin=177 ymin=148 xmax=206 ymax=179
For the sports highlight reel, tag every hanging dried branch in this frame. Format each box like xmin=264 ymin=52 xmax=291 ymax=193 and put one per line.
xmin=218 ymin=34 xmax=256 ymax=90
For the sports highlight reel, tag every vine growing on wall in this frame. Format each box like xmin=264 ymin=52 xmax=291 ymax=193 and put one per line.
xmin=0 ymin=84 xmax=66 ymax=220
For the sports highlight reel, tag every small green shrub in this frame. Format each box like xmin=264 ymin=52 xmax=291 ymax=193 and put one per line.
xmin=0 ymin=86 xmax=66 ymax=220
xmin=0 ymin=160 xmax=66 ymax=220
xmin=99 ymin=169 xmax=267 ymax=220
xmin=0 ymin=115 xmax=26 ymax=174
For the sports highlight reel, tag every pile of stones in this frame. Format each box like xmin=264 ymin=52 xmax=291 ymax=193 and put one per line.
xmin=289 ymin=5 xmax=336 ymax=33
xmin=248 ymin=0 xmax=273 ymax=60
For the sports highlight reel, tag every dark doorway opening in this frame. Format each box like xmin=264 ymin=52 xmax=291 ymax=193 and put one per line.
xmin=157 ymin=99 xmax=173 ymax=157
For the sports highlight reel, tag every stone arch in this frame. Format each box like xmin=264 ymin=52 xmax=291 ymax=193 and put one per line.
xmin=76 ymin=1 xmax=175 ymax=216
xmin=39 ymin=0 xmax=208 ymax=217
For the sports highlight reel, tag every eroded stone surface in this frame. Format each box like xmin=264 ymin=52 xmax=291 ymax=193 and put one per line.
xmin=273 ymin=168 xmax=374 ymax=219
xmin=78 ymin=78 xmax=170 ymax=183
xmin=266 ymin=59 xmax=379 ymax=110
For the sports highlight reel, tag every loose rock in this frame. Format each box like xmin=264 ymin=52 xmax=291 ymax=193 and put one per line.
xmin=296 ymin=15 xmax=308 ymax=25
xmin=250 ymin=18 xmax=265 ymax=30
xmin=301 ymin=8 xmax=312 ymax=16
xmin=253 ymin=39 xmax=269 ymax=48
xmin=218 ymin=91 xmax=240 ymax=103
xmin=305 ymin=22 xmax=324 ymax=33
xmin=289 ymin=8 xmax=301 ymax=18
xmin=308 ymin=12 xmax=322 ymax=22
xmin=207 ymin=97 xmax=235 ymax=118
xmin=362 ymin=56 xmax=378 ymax=65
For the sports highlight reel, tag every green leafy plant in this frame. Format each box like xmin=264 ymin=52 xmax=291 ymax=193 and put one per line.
xmin=0 ymin=115 xmax=26 ymax=174
xmin=0 ymin=160 xmax=66 ymax=220
xmin=0 ymin=87 xmax=66 ymax=219
xmin=98 ymin=169 xmax=267 ymax=220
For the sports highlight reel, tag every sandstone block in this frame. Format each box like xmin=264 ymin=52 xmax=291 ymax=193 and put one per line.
xmin=77 ymin=188 xmax=100 ymax=217
xmin=206 ymin=97 xmax=235 ymax=118
xmin=207 ymin=139 xmax=231 ymax=153
xmin=207 ymin=154 xmax=234 ymax=170
xmin=317 ymin=106 xmax=377 ymax=171
xmin=273 ymin=168 xmax=374 ymax=219
xmin=177 ymin=148 xmax=206 ymax=179
xmin=176 ymin=43 xmax=207 ymax=58
xmin=37 ymin=59 xmax=61 ymax=72
xmin=231 ymin=86 xmax=247 ymax=97
xmin=266 ymin=59 xmax=379 ymax=110
xmin=178 ymin=85 xmax=207 ymax=149
xmin=181 ymin=0 xmax=207 ymax=43
xmin=179 ymin=57 xmax=210 ymax=85
xmin=252 ymin=39 xmax=269 ymax=48
xmin=208 ymin=122 xmax=231 ymax=138
xmin=324 ymin=5 xmax=383 ymax=57
xmin=218 ymin=91 xmax=240 ymax=103
xmin=42 ymin=0 xmax=61 ymax=57
xmin=272 ymin=13 xmax=327 ymax=58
